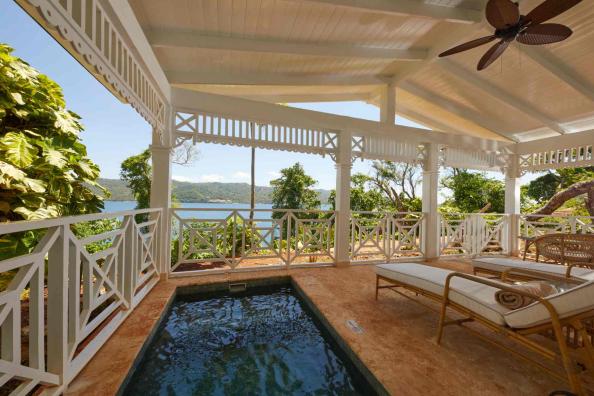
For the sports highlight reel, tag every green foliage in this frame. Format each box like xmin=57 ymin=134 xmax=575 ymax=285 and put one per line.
xmin=441 ymin=169 xmax=504 ymax=213
xmin=557 ymin=166 xmax=594 ymax=188
xmin=0 ymin=44 xmax=107 ymax=221
xmin=71 ymin=218 xmax=121 ymax=254
xmin=270 ymin=163 xmax=321 ymax=217
xmin=328 ymin=161 xmax=422 ymax=213
xmin=523 ymin=167 xmax=594 ymax=215
xmin=0 ymin=44 xmax=107 ymax=259
xmin=328 ymin=173 xmax=386 ymax=212
xmin=120 ymin=149 xmax=151 ymax=209
xmin=525 ymin=172 xmax=561 ymax=203
xmin=170 ymin=218 xmax=256 ymax=264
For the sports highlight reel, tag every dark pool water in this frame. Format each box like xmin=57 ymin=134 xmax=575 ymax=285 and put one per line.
xmin=122 ymin=285 xmax=375 ymax=396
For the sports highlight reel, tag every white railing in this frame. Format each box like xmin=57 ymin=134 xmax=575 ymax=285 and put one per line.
xmin=519 ymin=214 xmax=594 ymax=237
xmin=0 ymin=208 xmax=162 ymax=394
xmin=170 ymin=208 xmax=336 ymax=272
xmin=350 ymin=212 xmax=424 ymax=262
xmin=440 ymin=213 xmax=509 ymax=256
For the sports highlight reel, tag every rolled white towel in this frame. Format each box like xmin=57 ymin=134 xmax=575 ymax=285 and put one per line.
xmin=495 ymin=281 xmax=558 ymax=310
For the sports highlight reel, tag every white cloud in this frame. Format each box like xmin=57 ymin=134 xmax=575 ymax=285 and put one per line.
xmin=232 ymin=171 xmax=250 ymax=181
xmin=267 ymin=171 xmax=281 ymax=179
xmin=172 ymin=175 xmax=195 ymax=183
xmin=199 ymin=174 xmax=224 ymax=182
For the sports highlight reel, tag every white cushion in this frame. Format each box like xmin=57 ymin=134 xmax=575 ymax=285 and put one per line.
xmin=504 ymin=280 xmax=594 ymax=328
xmin=376 ymin=263 xmax=510 ymax=325
xmin=472 ymin=257 xmax=594 ymax=280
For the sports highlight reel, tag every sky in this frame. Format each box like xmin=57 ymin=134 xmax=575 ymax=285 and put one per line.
xmin=0 ymin=1 xmax=535 ymax=194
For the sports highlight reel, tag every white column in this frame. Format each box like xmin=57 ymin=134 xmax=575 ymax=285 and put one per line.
xmin=150 ymin=134 xmax=173 ymax=276
xmin=334 ymin=130 xmax=352 ymax=266
xmin=379 ymin=82 xmax=396 ymax=124
xmin=422 ymin=143 xmax=440 ymax=260
xmin=505 ymin=154 xmax=521 ymax=256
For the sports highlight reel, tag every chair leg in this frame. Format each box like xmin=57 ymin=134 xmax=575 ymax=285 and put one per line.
xmin=552 ymin=320 xmax=584 ymax=394
xmin=375 ymin=275 xmax=379 ymax=300
xmin=436 ymin=300 xmax=448 ymax=345
xmin=572 ymin=319 xmax=594 ymax=373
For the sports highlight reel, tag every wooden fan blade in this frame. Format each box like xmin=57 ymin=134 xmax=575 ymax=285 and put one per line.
xmin=477 ymin=40 xmax=511 ymax=70
xmin=486 ymin=0 xmax=520 ymax=29
xmin=438 ymin=36 xmax=497 ymax=57
xmin=517 ymin=23 xmax=573 ymax=45
xmin=525 ymin=0 xmax=581 ymax=25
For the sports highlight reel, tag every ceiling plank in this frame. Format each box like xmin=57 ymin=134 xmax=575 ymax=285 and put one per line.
xmin=294 ymin=0 xmax=482 ymax=24
xmin=439 ymin=59 xmax=567 ymax=135
xmin=400 ymin=82 xmax=517 ymax=142
xmin=148 ymin=29 xmax=427 ymax=61
xmin=168 ymin=70 xmax=389 ymax=85
xmin=516 ymin=46 xmax=594 ymax=103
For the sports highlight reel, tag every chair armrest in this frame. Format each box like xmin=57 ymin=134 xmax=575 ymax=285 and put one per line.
xmin=444 ymin=272 xmax=546 ymax=302
xmin=442 ymin=272 xmax=562 ymax=323
xmin=500 ymin=268 xmax=584 ymax=285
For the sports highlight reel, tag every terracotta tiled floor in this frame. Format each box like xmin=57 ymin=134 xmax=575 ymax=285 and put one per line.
xmin=66 ymin=260 xmax=576 ymax=396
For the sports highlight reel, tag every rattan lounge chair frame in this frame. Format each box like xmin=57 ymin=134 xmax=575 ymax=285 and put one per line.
xmin=375 ymin=268 xmax=594 ymax=395
xmin=535 ymin=233 xmax=594 ymax=266
xmin=472 ymin=260 xmax=594 ymax=280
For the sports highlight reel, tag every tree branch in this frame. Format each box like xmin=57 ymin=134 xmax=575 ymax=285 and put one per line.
xmin=527 ymin=180 xmax=594 ymax=221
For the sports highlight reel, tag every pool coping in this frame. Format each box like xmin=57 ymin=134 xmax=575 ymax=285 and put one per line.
xmin=116 ymin=275 xmax=388 ymax=396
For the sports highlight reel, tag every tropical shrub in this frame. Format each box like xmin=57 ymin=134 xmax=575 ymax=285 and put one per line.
xmin=0 ymin=43 xmax=107 ymax=258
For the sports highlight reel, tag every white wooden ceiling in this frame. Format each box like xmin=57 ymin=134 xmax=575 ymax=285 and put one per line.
xmin=129 ymin=0 xmax=594 ymax=143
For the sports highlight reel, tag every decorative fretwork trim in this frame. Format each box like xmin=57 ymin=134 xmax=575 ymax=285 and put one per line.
xmin=21 ymin=0 xmax=167 ymax=141
xmin=441 ymin=146 xmax=504 ymax=171
xmin=351 ymin=135 xmax=425 ymax=164
xmin=174 ymin=110 xmax=338 ymax=157
xmin=519 ymin=145 xmax=593 ymax=173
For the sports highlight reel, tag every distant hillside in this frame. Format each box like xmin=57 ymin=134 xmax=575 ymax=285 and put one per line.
xmin=98 ymin=178 xmax=332 ymax=204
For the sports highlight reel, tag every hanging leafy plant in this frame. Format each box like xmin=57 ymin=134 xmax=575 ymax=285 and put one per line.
xmin=0 ymin=43 xmax=108 ymax=257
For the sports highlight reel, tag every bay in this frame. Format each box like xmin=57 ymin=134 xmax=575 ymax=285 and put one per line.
xmin=103 ymin=201 xmax=330 ymax=220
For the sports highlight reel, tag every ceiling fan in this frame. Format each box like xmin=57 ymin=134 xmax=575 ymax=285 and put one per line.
xmin=438 ymin=0 xmax=582 ymax=70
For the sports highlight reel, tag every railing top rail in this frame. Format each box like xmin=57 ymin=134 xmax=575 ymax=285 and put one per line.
xmin=0 ymin=208 xmax=162 ymax=234
xmin=170 ymin=208 xmax=335 ymax=213
xmin=520 ymin=214 xmax=594 ymax=219
xmin=440 ymin=212 xmax=509 ymax=217
xmin=351 ymin=211 xmax=424 ymax=215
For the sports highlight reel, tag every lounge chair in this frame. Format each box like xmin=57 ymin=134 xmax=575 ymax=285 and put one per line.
xmin=375 ymin=263 xmax=594 ymax=395
xmin=472 ymin=257 xmax=594 ymax=280
xmin=534 ymin=234 xmax=594 ymax=266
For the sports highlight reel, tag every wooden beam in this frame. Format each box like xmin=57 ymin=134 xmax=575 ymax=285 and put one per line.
xmin=148 ymin=29 xmax=427 ymax=61
xmin=172 ymin=87 xmax=513 ymax=153
xmin=197 ymin=91 xmax=374 ymax=103
xmin=515 ymin=129 xmax=594 ymax=154
xmin=294 ymin=0 xmax=482 ymax=24
xmin=439 ymin=59 xmax=567 ymax=135
xmin=516 ymin=46 xmax=594 ymax=103
xmin=168 ymin=70 xmax=389 ymax=86
xmin=400 ymin=82 xmax=517 ymax=142
xmin=397 ymin=107 xmax=462 ymax=134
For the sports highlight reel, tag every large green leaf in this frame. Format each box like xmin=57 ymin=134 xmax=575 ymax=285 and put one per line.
xmin=21 ymin=177 xmax=46 ymax=193
xmin=43 ymin=148 xmax=67 ymax=168
xmin=54 ymin=110 xmax=80 ymax=135
xmin=14 ymin=206 xmax=59 ymax=220
xmin=0 ymin=160 xmax=26 ymax=190
xmin=0 ymin=132 xmax=37 ymax=168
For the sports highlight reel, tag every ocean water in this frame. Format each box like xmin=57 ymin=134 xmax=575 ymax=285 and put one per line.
xmin=103 ymin=201 xmax=330 ymax=220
